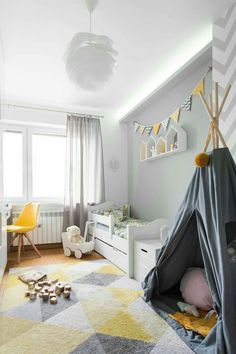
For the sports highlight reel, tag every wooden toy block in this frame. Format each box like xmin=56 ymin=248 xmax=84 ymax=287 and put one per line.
xmin=47 ymin=281 xmax=52 ymax=286
xmin=49 ymin=292 xmax=56 ymax=298
xmin=43 ymin=287 xmax=49 ymax=293
xmin=48 ymin=288 xmax=54 ymax=294
xmin=64 ymin=284 xmax=71 ymax=291
xmin=55 ymin=289 xmax=61 ymax=296
xmin=38 ymin=281 xmax=44 ymax=287
xmin=35 ymin=285 xmax=42 ymax=292
xmin=56 ymin=284 xmax=64 ymax=292
xmin=29 ymin=292 xmax=37 ymax=300
xmin=63 ymin=290 xmax=70 ymax=299
xmin=39 ymin=292 xmax=44 ymax=298
xmin=28 ymin=281 xmax=35 ymax=290
xmin=25 ymin=291 xmax=30 ymax=297
xmin=50 ymin=296 xmax=57 ymax=304
xmin=42 ymin=293 xmax=49 ymax=301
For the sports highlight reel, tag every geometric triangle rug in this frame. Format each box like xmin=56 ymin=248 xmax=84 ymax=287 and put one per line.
xmin=0 ymin=259 xmax=193 ymax=353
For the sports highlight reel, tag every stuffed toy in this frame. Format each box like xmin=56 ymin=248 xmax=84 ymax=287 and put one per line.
xmin=66 ymin=225 xmax=84 ymax=243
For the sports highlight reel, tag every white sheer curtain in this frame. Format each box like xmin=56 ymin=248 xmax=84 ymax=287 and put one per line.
xmin=63 ymin=115 xmax=105 ymax=233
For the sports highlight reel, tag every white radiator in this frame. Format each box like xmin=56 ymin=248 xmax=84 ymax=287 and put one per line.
xmin=12 ymin=210 xmax=63 ymax=245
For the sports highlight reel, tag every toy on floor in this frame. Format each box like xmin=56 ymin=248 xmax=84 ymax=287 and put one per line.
xmin=177 ymin=301 xmax=200 ymax=317
xmin=66 ymin=225 xmax=84 ymax=243
xmin=25 ymin=278 xmax=72 ymax=305
xmin=62 ymin=221 xmax=95 ymax=259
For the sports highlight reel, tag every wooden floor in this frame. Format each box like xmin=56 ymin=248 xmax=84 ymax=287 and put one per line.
xmin=0 ymin=247 xmax=103 ymax=304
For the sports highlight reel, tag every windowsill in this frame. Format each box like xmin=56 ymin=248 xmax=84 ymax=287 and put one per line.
xmin=7 ymin=202 xmax=64 ymax=213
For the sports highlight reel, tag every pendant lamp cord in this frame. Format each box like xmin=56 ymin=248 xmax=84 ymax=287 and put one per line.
xmin=90 ymin=10 xmax=92 ymax=33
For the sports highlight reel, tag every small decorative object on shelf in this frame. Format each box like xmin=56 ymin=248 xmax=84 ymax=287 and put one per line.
xmin=150 ymin=146 xmax=157 ymax=158
xmin=171 ymin=142 xmax=178 ymax=151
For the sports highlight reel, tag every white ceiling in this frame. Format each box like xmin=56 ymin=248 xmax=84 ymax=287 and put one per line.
xmin=0 ymin=0 xmax=233 ymax=119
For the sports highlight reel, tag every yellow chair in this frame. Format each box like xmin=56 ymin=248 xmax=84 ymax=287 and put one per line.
xmin=7 ymin=203 xmax=41 ymax=263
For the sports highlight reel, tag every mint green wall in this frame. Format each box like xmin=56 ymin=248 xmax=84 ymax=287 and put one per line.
xmin=128 ymin=65 xmax=212 ymax=223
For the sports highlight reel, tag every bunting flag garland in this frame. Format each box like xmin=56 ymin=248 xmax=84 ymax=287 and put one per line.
xmin=161 ymin=117 xmax=170 ymax=131
xmin=139 ymin=125 xmax=145 ymax=135
xmin=193 ymin=79 xmax=204 ymax=96
xmin=170 ymin=108 xmax=181 ymax=123
xmin=153 ymin=123 xmax=161 ymax=135
xmin=134 ymin=68 xmax=211 ymax=135
xmin=181 ymin=95 xmax=192 ymax=111
xmin=145 ymin=126 xmax=153 ymax=135
xmin=134 ymin=122 xmax=140 ymax=132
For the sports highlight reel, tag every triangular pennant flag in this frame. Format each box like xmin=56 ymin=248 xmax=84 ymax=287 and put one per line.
xmin=161 ymin=117 xmax=170 ymax=131
xmin=181 ymin=95 xmax=192 ymax=111
xmin=170 ymin=108 xmax=181 ymax=123
xmin=153 ymin=123 xmax=161 ymax=135
xmin=193 ymin=79 xmax=204 ymax=96
xmin=134 ymin=122 xmax=140 ymax=132
xmin=139 ymin=125 xmax=145 ymax=135
xmin=145 ymin=126 xmax=153 ymax=135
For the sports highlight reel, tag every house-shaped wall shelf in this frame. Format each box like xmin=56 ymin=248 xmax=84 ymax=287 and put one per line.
xmin=140 ymin=124 xmax=187 ymax=162
xmin=140 ymin=141 xmax=147 ymax=161
xmin=156 ymin=137 xmax=166 ymax=155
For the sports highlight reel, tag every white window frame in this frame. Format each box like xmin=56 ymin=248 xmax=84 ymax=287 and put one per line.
xmin=0 ymin=124 xmax=28 ymax=203
xmin=0 ymin=122 xmax=66 ymax=204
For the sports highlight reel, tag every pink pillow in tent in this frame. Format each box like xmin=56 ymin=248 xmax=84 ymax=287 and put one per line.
xmin=180 ymin=267 xmax=213 ymax=311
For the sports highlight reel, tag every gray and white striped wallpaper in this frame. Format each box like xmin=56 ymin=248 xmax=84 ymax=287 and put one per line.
xmin=213 ymin=2 xmax=236 ymax=158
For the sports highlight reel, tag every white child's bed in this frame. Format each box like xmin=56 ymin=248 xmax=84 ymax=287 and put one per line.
xmin=87 ymin=201 xmax=169 ymax=277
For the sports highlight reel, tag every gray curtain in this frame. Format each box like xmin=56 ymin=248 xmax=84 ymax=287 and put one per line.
xmin=63 ymin=115 xmax=105 ymax=234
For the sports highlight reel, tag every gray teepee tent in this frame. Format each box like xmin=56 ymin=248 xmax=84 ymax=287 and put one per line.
xmin=143 ymin=83 xmax=236 ymax=354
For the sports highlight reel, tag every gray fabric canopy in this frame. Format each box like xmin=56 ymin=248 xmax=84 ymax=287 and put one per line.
xmin=143 ymin=148 xmax=236 ymax=354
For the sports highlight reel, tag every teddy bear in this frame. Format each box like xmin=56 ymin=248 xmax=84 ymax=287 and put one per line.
xmin=66 ymin=225 xmax=84 ymax=243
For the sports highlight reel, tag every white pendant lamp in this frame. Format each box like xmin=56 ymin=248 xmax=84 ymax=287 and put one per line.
xmin=64 ymin=0 xmax=118 ymax=91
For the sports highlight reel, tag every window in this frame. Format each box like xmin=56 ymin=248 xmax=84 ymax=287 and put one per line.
xmin=32 ymin=134 xmax=66 ymax=199
xmin=3 ymin=131 xmax=24 ymax=198
xmin=1 ymin=125 xmax=66 ymax=202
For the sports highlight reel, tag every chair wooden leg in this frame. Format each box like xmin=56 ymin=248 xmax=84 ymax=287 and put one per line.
xmin=17 ymin=236 xmax=22 ymax=264
xmin=9 ymin=233 xmax=18 ymax=250
xmin=24 ymin=233 xmax=41 ymax=258
xmin=22 ymin=236 xmax=25 ymax=253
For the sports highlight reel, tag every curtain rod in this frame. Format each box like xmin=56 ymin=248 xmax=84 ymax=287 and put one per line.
xmin=3 ymin=103 xmax=104 ymax=119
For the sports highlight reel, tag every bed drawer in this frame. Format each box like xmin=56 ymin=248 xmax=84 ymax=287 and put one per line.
xmin=95 ymin=238 xmax=128 ymax=273
xmin=95 ymin=238 xmax=112 ymax=259
xmin=112 ymin=234 xmax=128 ymax=254
xmin=110 ymin=247 xmax=128 ymax=273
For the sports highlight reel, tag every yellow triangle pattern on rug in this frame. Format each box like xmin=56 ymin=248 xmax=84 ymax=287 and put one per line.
xmin=95 ymin=264 xmax=124 ymax=276
xmin=97 ymin=310 xmax=154 ymax=342
xmin=109 ymin=287 xmax=143 ymax=307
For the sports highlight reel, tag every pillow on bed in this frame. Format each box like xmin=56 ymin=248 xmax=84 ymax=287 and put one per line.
xmin=180 ymin=267 xmax=213 ymax=311
xmin=113 ymin=209 xmax=124 ymax=224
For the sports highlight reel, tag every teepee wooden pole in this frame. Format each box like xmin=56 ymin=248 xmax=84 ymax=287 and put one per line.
xmin=218 ymin=84 xmax=231 ymax=116
xmin=200 ymin=91 xmax=213 ymax=118
xmin=199 ymin=91 xmax=227 ymax=148
xmin=203 ymin=129 xmax=212 ymax=152
xmin=215 ymin=82 xmax=219 ymax=148
xmin=209 ymin=94 xmax=215 ymax=149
